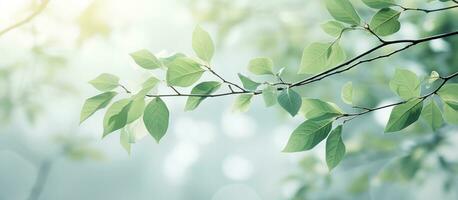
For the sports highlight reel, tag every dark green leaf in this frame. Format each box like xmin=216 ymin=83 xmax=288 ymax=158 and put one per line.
xmin=326 ymin=125 xmax=346 ymax=170
xmin=283 ymin=119 xmax=333 ymax=152
xmin=278 ymin=88 xmax=302 ymax=117
xmin=103 ymin=99 xmax=132 ymax=137
xmin=369 ymin=8 xmax=401 ymax=36
xmin=385 ymin=99 xmax=423 ymax=133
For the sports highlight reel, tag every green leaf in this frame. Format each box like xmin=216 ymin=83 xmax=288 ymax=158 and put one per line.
xmin=143 ymin=98 xmax=169 ymax=142
xmin=126 ymin=97 xmax=145 ymax=124
xmin=166 ymin=57 xmax=205 ymax=87
xmin=443 ymin=104 xmax=458 ymax=125
xmin=135 ymin=76 xmax=160 ymax=98
xmin=233 ymin=94 xmax=253 ymax=112
xmin=298 ymin=42 xmax=346 ymax=74
xmin=300 ymin=99 xmax=343 ymax=120
xmin=326 ymin=125 xmax=346 ymax=171
xmin=185 ymin=81 xmax=222 ymax=111
xmin=385 ymin=99 xmax=424 ymax=133
xmin=80 ymin=91 xmax=117 ymax=123
xmin=283 ymin=119 xmax=333 ymax=152
xmin=103 ymin=99 xmax=132 ymax=137
xmin=160 ymin=53 xmax=186 ymax=66
xmin=262 ymin=85 xmax=277 ymax=107
xmin=421 ymin=100 xmax=443 ymax=131
xmin=438 ymin=84 xmax=458 ymax=111
xmin=324 ymin=0 xmax=361 ymax=25
xmin=192 ymin=26 xmax=215 ymax=62
xmin=389 ymin=69 xmax=420 ymax=100
xmin=362 ymin=0 xmax=396 ymax=9
xmin=238 ymin=73 xmax=261 ymax=91
xmin=130 ymin=49 xmax=162 ymax=69
xmin=341 ymin=82 xmax=353 ymax=105
xmin=321 ymin=21 xmax=346 ymax=37
xmin=120 ymin=127 xmax=133 ymax=154
xmin=89 ymin=73 xmax=119 ymax=92
xmin=247 ymin=57 xmax=274 ymax=75
xmin=277 ymin=88 xmax=302 ymax=117
xmin=369 ymin=8 xmax=401 ymax=36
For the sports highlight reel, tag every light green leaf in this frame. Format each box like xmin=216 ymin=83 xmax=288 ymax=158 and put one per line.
xmin=143 ymin=98 xmax=169 ymax=142
xmin=192 ymin=26 xmax=215 ymax=62
xmin=326 ymin=125 xmax=346 ymax=171
xmin=324 ymin=0 xmax=361 ymax=25
xmin=185 ymin=81 xmax=222 ymax=111
xmin=166 ymin=57 xmax=205 ymax=87
xmin=362 ymin=0 xmax=396 ymax=9
xmin=120 ymin=127 xmax=132 ymax=154
xmin=130 ymin=49 xmax=162 ymax=69
xmin=385 ymin=99 xmax=424 ymax=133
xmin=248 ymin=57 xmax=274 ymax=75
xmin=126 ymin=97 xmax=145 ymax=124
xmin=341 ymin=82 xmax=353 ymax=105
xmin=80 ymin=91 xmax=117 ymax=123
xmin=160 ymin=53 xmax=186 ymax=66
xmin=233 ymin=94 xmax=253 ymax=112
xmin=389 ymin=69 xmax=420 ymax=100
xmin=327 ymin=43 xmax=346 ymax=67
xmin=298 ymin=42 xmax=346 ymax=74
xmin=135 ymin=76 xmax=160 ymax=98
xmin=426 ymin=71 xmax=440 ymax=85
xmin=238 ymin=73 xmax=261 ymax=91
xmin=89 ymin=73 xmax=119 ymax=92
xmin=277 ymin=88 xmax=302 ymax=117
xmin=262 ymin=85 xmax=277 ymax=107
xmin=103 ymin=99 xmax=132 ymax=137
xmin=321 ymin=21 xmax=346 ymax=37
xmin=421 ymin=100 xmax=443 ymax=131
xmin=369 ymin=8 xmax=401 ymax=36
xmin=438 ymin=84 xmax=458 ymax=111
xmin=283 ymin=119 xmax=333 ymax=152
xmin=443 ymin=104 xmax=458 ymax=125
xmin=300 ymin=99 xmax=343 ymax=120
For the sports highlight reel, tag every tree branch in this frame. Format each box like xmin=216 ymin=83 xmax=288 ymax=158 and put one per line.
xmin=0 ymin=0 xmax=51 ymax=37
xmin=291 ymin=30 xmax=458 ymax=88
xmin=396 ymin=4 xmax=458 ymax=13
xmin=339 ymin=71 xmax=458 ymax=123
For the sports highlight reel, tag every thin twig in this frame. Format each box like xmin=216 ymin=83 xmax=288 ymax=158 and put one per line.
xmin=339 ymin=72 xmax=458 ymax=123
xmin=0 ymin=0 xmax=51 ymax=37
xmin=203 ymin=65 xmax=247 ymax=92
xmin=169 ymin=86 xmax=181 ymax=95
xmin=396 ymin=4 xmax=458 ymax=13
xmin=291 ymin=30 xmax=458 ymax=88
